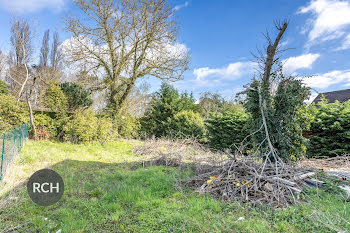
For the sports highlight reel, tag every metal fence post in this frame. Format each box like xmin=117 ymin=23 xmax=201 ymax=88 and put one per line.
xmin=19 ymin=129 xmax=22 ymax=152
xmin=13 ymin=129 xmax=16 ymax=158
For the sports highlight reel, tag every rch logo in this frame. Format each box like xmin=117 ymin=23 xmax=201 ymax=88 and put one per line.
xmin=27 ymin=169 xmax=64 ymax=206
xmin=33 ymin=182 xmax=60 ymax=193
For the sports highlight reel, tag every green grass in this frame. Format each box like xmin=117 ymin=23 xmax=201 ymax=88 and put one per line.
xmin=0 ymin=140 xmax=349 ymax=232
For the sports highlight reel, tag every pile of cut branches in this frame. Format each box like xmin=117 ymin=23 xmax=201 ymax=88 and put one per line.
xmin=133 ymin=138 xmax=227 ymax=169
xmin=186 ymin=157 xmax=317 ymax=206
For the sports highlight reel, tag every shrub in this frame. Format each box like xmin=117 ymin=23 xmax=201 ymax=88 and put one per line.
xmin=0 ymin=80 xmax=9 ymax=95
xmin=63 ymin=109 xmax=117 ymax=143
xmin=0 ymin=94 xmax=28 ymax=134
xmin=97 ymin=116 xmax=115 ymax=142
xmin=206 ymin=109 xmax=249 ymax=150
xmin=33 ymin=113 xmax=57 ymax=139
xmin=307 ymin=99 xmax=350 ymax=157
xmin=60 ymin=82 xmax=93 ymax=111
xmin=142 ymin=82 xmax=198 ymax=137
xmin=43 ymin=81 xmax=68 ymax=114
xmin=169 ymin=110 xmax=205 ymax=139
xmin=115 ymin=114 xmax=140 ymax=138
xmin=63 ymin=109 xmax=99 ymax=143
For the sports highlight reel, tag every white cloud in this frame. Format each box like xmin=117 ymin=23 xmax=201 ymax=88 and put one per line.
xmin=0 ymin=0 xmax=65 ymax=13
xmin=174 ymin=1 xmax=189 ymax=11
xmin=335 ymin=33 xmax=350 ymax=50
xmin=282 ymin=53 xmax=320 ymax=74
xmin=193 ymin=62 xmax=254 ymax=81
xmin=303 ymin=70 xmax=350 ymax=88
xmin=279 ymin=40 xmax=289 ymax=48
xmin=298 ymin=0 xmax=350 ymax=45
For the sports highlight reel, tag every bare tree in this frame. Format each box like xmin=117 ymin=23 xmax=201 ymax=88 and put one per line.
xmin=36 ymin=30 xmax=63 ymax=104
xmin=7 ymin=18 xmax=37 ymax=139
xmin=10 ymin=18 xmax=33 ymax=66
xmin=51 ymin=31 xmax=62 ymax=71
xmin=63 ymin=0 xmax=190 ymax=116
xmin=40 ymin=29 xmax=50 ymax=67
xmin=0 ymin=50 xmax=5 ymax=77
xmin=122 ymin=80 xmax=152 ymax=117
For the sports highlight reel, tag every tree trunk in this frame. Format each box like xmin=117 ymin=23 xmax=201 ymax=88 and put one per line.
xmin=27 ymin=100 xmax=37 ymax=140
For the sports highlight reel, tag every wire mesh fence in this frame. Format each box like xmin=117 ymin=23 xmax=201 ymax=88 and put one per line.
xmin=0 ymin=123 xmax=29 ymax=181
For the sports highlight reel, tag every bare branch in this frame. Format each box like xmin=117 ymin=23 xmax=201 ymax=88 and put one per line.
xmin=63 ymin=0 xmax=190 ymax=114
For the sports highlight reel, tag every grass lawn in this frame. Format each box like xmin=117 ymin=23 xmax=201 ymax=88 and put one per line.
xmin=0 ymin=140 xmax=349 ymax=232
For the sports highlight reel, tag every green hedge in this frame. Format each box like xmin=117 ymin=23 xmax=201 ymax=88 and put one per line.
xmin=308 ymin=99 xmax=350 ymax=157
xmin=206 ymin=109 xmax=249 ymax=150
xmin=0 ymin=94 xmax=28 ymax=134
xmin=169 ymin=110 xmax=205 ymax=139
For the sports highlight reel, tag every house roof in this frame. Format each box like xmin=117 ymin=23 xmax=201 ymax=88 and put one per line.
xmin=312 ymin=88 xmax=350 ymax=104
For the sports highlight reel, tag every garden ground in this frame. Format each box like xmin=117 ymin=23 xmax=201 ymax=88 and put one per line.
xmin=0 ymin=140 xmax=349 ymax=232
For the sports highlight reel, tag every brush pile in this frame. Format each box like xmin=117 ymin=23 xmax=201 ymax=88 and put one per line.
xmin=133 ymin=139 xmax=323 ymax=206
xmin=132 ymin=138 xmax=227 ymax=169
xmin=186 ymin=157 xmax=319 ymax=206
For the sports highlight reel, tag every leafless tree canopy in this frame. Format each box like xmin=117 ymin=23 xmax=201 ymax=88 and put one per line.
xmin=40 ymin=30 xmax=50 ymax=67
xmin=6 ymin=18 xmax=37 ymax=138
xmin=51 ymin=32 xmax=62 ymax=71
xmin=64 ymin=0 xmax=190 ymax=114
xmin=0 ymin=50 xmax=5 ymax=77
xmin=7 ymin=18 xmax=33 ymax=99
xmin=10 ymin=19 xmax=33 ymax=66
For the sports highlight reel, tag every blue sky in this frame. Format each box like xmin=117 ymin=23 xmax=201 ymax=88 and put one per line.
xmin=1 ymin=0 xmax=350 ymax=101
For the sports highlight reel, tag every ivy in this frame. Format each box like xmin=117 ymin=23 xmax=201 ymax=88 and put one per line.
xmin=243 ymin=62 xmax=311 ymax=161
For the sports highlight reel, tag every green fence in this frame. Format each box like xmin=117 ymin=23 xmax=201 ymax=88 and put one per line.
xmin=0 ymin=123 xmax=29 ymax=181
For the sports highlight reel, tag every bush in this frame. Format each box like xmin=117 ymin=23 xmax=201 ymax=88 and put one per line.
xmin=96 ymin=116 xmax=115 ymax=142
xmin=0 ymin=80 xmax=9 ymax=95
xmin=60 ymin=82 xmax=93 ymax=111
xmin=169 ymin=110 xmax=205 ymax=139
xmin=34 ymin=113 xmax=57 ymax=139
xmin=63 ymin=109 xmax=99 ymax=143
xmin=115 ymin=114 xmax=140 ymax=138
xmin=141 ymin=82 xmax=198 ymax=137
xmin=43 ymin=81 xmax=68 ymax=114
xmin=0 ymin=94 xmax=28 ymax=134
xmin=308 ymin=99 xmax=350 ymax=157
xmin=63 ymin=109 xmax=116 ymax=143
xmin=206 ymin=109 xmax=249 ymax=150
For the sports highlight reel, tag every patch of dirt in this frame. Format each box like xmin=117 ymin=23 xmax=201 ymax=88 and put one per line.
xmin=298 ymin=154 xmax=350 ymax=172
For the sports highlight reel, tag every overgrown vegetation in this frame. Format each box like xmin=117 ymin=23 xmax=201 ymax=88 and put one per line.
xmin=0 ymin=85 xmax=28 ymax=134
xmin=141 ymin=82 xmax=200 ymax=138
xmin=308 ymin=98 xmax=350 ymax=157
xmin=243 ymin=63 xmax=311 ymax=161
xmin=60 ymin=82 xmax=93 ymax=111
xmin=0 ymin=141 xmax=348 ymax=232
xmin=206 ymin=108 xmax=249 ymax=150
xmin=63 ymin=109 xmax=114 ymax=143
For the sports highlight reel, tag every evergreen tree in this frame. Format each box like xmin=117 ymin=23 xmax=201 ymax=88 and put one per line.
xmin=141 ymin=82 xmax=198 ymax=137
xmin=60 ymin=82 xmax=93 ymax=111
